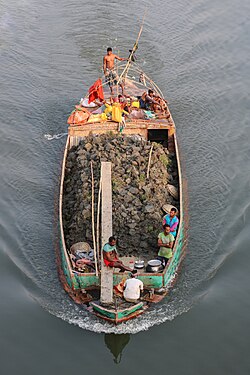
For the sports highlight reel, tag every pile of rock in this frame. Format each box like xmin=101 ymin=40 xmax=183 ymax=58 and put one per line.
xmin=62 ymin=133 xmax=179 ymax=258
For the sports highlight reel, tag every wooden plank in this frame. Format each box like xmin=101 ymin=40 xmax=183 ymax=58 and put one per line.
xmin=68 ymin=120 xmax=173 ymax=139
xmin=100 ymin=162 xmax=113 ymax=304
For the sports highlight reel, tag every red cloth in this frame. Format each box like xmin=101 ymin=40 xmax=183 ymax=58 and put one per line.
xmin=88 ymin=78 xmax=104 ymax=104
xmin=104 ymin=258 xmax=118 ymax=267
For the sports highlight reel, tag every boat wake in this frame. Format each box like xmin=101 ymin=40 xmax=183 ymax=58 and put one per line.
xmin=40 ymin=294 xmax=194 ymax=334
xmin=32 ymin=264 xmax=200 ymax=334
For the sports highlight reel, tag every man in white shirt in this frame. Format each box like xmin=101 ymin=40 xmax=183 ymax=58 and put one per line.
xmin=123 ymin=271 xmax=144 ymax=303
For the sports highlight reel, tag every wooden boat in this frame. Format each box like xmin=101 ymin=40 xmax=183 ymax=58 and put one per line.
xmin=57 ymin=35 xmax=186 ymax=324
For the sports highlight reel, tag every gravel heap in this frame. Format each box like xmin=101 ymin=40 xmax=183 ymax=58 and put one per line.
xmin=62 ymin=133 xmax=179 ymax=258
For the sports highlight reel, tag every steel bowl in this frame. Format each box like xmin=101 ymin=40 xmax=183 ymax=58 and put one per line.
xmin=146 ymin=259 xmax=163 ymax=273
xmin=134 ymin=260 xmax=145 ymax=269
xmin=148 ymin=259 xmax=162 ymax=267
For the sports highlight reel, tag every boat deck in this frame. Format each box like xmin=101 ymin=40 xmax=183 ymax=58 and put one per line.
xmin=68 ymin=118 xmax=175 ymax=152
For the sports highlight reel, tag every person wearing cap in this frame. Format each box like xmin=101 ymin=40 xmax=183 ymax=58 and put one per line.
xmin=123 ymin=270 xmax=144 ymax=303
xmin=103 ymin=236 xmax=132 ymax=272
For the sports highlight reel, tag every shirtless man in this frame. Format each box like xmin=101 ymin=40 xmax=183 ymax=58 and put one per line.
xmin=103 ymin=47 xmax=127 ymax=94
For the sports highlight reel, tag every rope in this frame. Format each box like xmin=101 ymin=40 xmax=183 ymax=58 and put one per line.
xmin=44 ymin=133 xmax=67 ymax=140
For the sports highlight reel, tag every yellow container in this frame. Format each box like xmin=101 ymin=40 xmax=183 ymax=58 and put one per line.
xmin=112 ymin=103 xmax=122 ymax=122
xmin=101 ymin=113 xmax=107 ymax=121
xmin=88 ymin=113 xmax=107 ymax=123
xmin=104 ymin=104 xmax=112 ymax=115
xmin=131 ymin=101 xmax=139 ymax=108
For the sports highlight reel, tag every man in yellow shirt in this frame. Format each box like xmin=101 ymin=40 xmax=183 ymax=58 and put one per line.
xmin=157 ymin=224 xmax=174 ymax=267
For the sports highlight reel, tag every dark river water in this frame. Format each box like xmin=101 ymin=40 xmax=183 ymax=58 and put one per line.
xmin=1 ymin=0 xmax=250 ymax=373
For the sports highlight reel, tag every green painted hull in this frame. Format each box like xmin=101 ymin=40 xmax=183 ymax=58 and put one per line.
xmin=58 ymin=215 xmax=184 ymax=291
xmin=90 ymin=301 xmax=145 ymax=324
xmin=57 ymin=128 xmax=186 ymax=323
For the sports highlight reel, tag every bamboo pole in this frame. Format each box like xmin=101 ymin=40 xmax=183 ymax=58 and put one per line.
xmin=117 ymin=10 xmax=147 ymax=85
xmin=146 ymin=144 xmax=154 ymax=179
xmin=96 ymin=167 xmax=102 ymax=264
xmin=90 ymin=161 xmax=98 ymax=276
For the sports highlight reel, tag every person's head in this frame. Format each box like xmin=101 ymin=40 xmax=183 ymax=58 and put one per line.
xmin=163 ymin=224 xmax=171 ymax=234
xmin=170 ymin=208 xmax=177 ymax=218
xmin=148 ymin=89 xmax=154 ymax=97
xmin=107 ymin=47 xmax=112 ymax=55
xmin=130 ymin=270 xmax=137 ymax=278
xmin=109 ymin=236 xmax=116 ymax=246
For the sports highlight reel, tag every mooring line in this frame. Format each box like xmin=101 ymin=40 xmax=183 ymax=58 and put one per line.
xmin=44 ymin=133 xmax=68 ymax=141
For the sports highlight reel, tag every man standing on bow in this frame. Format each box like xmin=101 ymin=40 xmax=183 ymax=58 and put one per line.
xmin=103 ymin=47 xmax=127 ymax=94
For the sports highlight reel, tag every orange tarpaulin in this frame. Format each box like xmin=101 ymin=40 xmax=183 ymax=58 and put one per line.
xmin=67 ymin=107 xmax=90 ymax=125
xmin=88 ymin=78 xmax=104 ymax=104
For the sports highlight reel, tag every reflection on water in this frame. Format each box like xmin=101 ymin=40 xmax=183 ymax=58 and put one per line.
xmin=104 ymin=334 xmax=130 ymax=363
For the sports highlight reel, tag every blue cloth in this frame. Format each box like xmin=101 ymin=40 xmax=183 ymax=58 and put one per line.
xmin=103 ymin=243 xmax=116 ymax=252
xmin=163 ymin=214 xmax=179 ymax=237
xmin=139 ymin=98 xmax=147 ymax=109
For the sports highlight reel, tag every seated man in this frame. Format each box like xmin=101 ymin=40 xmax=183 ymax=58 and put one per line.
xmin=123 ymin=270 xmax=144 ymax=303
xmin=118 ymin=94 xmax=131 ymax=113
xmin=162 ymin=207 xmax=179 ymax=237
xmin=139 ymin=89 xmax=164 ymax=111
xmin=157 ymin=224 xmax=174 ymax=267
xmin=103 ymin=236 xmax=132 ymax=272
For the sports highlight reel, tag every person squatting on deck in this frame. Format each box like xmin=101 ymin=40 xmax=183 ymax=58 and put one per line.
xmin=157 ymin=224 xmax=175 ymax=267
xmin=162 ymin=207 xmax=179 ymax=238
xmin=123 ymin=270 xmax=144 ymax=303
xmin=103 ymin=47 xmax=127 ymax=95
xmin=139 ymin=89 xmax=164 ymax=112
xmin=103 ymin=236 xmax=132 ymax=272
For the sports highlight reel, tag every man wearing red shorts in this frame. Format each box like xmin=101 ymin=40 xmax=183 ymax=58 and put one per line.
xmin=103 ymin=236 xmax=132 ymax=272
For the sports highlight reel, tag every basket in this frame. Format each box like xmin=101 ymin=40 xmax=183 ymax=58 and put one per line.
xmin=166 ymin=184 xmax=179 ymax=200
xmin=162 ymin=204 xmax=178 ymax=214
xmin=70 ymin=242 xmax=91 ymax=255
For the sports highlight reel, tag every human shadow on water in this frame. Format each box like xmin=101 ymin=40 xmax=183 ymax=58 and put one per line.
xmin=104 ymin=333 xmax=130 ymax=364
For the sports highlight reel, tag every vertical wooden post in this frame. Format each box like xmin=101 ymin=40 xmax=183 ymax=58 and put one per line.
xmin=100 ymin=162 xmax=113 ymax=304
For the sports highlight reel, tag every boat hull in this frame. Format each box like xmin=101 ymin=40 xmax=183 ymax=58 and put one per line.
xmin=90 ymin=301 xmax=146 ymax=324
xmin=56 ymin=118 xmax=187 ymax=323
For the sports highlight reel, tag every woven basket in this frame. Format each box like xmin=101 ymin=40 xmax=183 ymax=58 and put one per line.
xmin=70 ymin=242 xmax=91 ymax=255
xmin=166 ymin=184 xmax=179 ymax=200
xmin=162 ymin=204 xmax=178 ymax=214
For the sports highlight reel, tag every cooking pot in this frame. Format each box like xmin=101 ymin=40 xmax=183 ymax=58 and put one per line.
xmin=134 ymin=260 xmax=145 ymax=269
xmin=146 ymin=259 xmax=164 ymax=273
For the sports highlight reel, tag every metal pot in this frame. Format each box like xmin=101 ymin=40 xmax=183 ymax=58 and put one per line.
xmin=146 ymin=259 xmax=164 ymax=273
xmin=134 ymin=260 xmax=145 ymax=269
